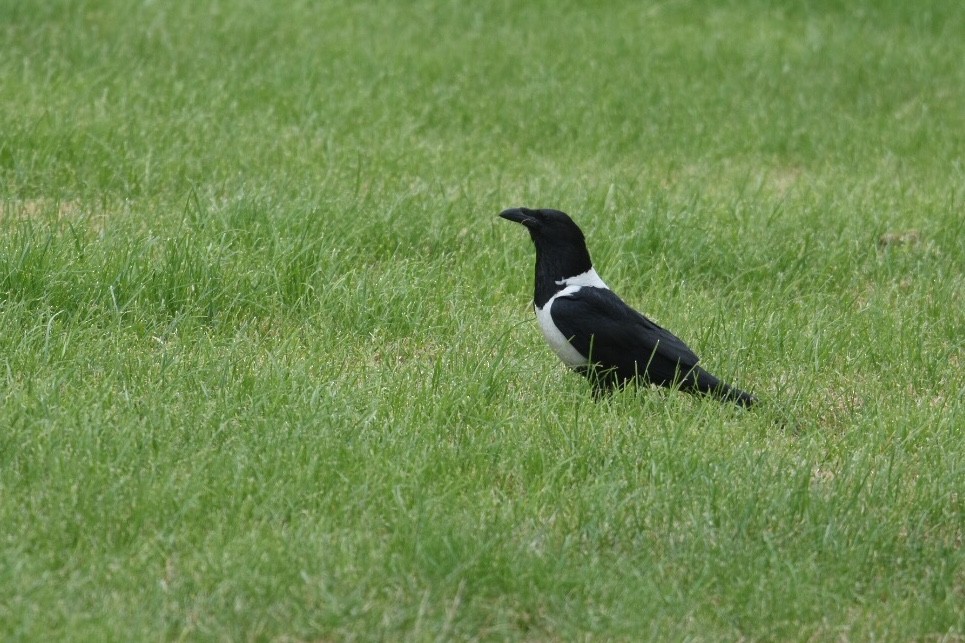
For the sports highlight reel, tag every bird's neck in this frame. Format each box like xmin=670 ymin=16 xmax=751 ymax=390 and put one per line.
xmin=533 ymin=245 xmax=595 ymax=308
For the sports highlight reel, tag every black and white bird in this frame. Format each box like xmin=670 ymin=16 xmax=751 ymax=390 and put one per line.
xmin=500 ymin=207 xmax=756 ymax=407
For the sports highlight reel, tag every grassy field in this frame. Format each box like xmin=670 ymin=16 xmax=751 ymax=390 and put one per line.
xmin=1 ymin=0 xmax=963 ymax=639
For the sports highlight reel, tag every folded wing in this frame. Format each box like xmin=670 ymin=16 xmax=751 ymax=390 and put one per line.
xmin=550 ymin=287 xmax=701 ymax=386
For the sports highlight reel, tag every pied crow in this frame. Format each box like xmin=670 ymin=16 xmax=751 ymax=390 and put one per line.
xmin=500 ymin=207 xmax=756 ymax=407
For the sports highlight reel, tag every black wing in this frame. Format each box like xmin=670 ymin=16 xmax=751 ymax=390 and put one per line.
xmin=551 ymin=287 xmax=701 ymax=386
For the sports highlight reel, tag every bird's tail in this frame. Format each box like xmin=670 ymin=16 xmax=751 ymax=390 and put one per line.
xmin=688 ymin=367 xmax=757 ymax=408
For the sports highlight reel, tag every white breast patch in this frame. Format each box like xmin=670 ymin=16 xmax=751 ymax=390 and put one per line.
xmin=533 ymin=267 xmax=609 ymax=370
xmin=535 ymin=287 xmax=588 ymax=369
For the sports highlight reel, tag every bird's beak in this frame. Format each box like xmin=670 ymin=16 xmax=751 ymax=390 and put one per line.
xmin=499 ymin=207 xmax=539 ymax=227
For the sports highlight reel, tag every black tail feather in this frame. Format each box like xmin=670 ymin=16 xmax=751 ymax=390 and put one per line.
xmin=580 ymin=363 xmax=757 ymax=408
xmin=687 ymin=367 xmax=757 ymax=408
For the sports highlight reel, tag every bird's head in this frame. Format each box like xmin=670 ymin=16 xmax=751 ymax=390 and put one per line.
xmin=500 ymin=207 xmax=593 ymax=287
xmin=499 ymin=207 xmax=588 ymax=250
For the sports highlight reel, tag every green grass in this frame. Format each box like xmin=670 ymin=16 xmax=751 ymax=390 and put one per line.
xmin=1 ymin=0 xmax=963 ymax=639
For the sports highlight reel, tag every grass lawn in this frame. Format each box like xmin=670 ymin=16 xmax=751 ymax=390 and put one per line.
xmin=1 ymin=0 xmax=963 ymax=639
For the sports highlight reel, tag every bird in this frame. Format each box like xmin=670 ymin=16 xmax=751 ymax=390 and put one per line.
xmin=500 ymin=207 xmax=756 ymax=407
